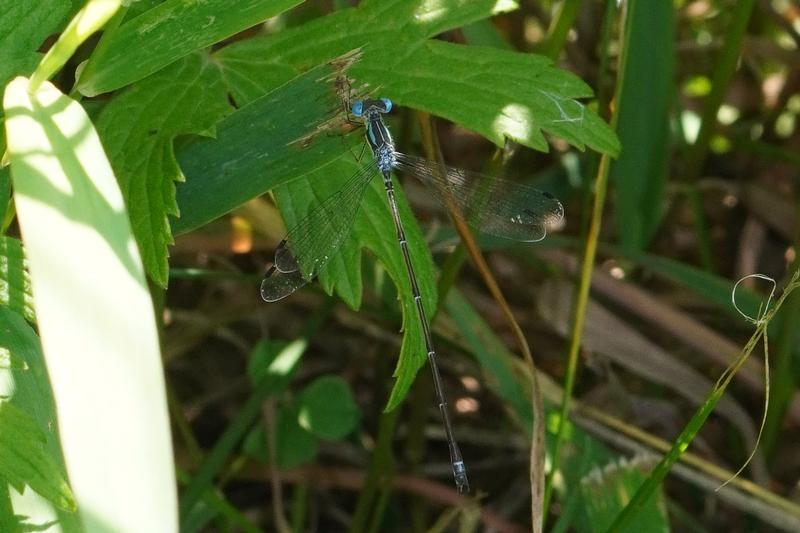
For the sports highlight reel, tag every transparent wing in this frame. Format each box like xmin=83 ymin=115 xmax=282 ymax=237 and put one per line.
xmin=260 ymin=162 xmax=377 ymax=302
xmin=393 ymin=153 xmax=564 ymax=242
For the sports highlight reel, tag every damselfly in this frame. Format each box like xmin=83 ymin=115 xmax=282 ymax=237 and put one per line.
xmin=261 ymin=97 xmax=564 ymax=494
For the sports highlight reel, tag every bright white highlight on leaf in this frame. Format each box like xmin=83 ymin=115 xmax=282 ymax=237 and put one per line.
xmin=492 ymin=0 xmax=519 ymax=13
xmin=414 ymin=0 xmax=518 ymax=23
xmin=491 ymin=103 xmax=532 ymax=141
xmin=268 ymin=339 xmax=307 ymax=376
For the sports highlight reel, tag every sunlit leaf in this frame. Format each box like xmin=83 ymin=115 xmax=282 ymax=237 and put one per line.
xmin=4 ymin=76 xmax=175 ymax=531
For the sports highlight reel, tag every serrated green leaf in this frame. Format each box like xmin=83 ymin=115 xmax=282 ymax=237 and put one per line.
xmin=353 ymin=40 xmax=619 ymax=154
xmin=0 ymin=401 xmax=74 ymax=512
xmin=77 ymin=0 xmax=303 ymax=96
xmin=173 ymin=54 xmax=360 ymax=235
xmin=610 ymin=1 xmax=674 ymax=251
xmin=4 ymin=76 xmax=176 ymax=530
xmin=273 ymin=157 xmax=437 ymax=410
xmin=296 ymin=376 xmax=359 ymax=439
xmin=96 ymin=52 xmax=231 ymax=286
xmin=216 ymin=0 xmax=619 ymax=155
xmin=0 ymin=307 xmax=75 ymax=515
xmin=0 ymin=238 xmax=34 ymax=324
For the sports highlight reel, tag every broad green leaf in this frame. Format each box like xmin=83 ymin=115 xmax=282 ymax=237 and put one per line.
xmin=4 ymin=77 xmax=176 ymax=531
xmin=173 ymin=53 xmax=360 ymax=234
xmin=96 ymin=52 xmax=231 ymax=286
xmin=296 ymin=376 xmax=359 ymax=439
xmin=352 ymin=40 xmax=619 ymax=154
xmin=609 ymin=1 xmax=674 ymax=252
xmin=0 ymin=402 xmax=73 ymax=511
xmin=0 ymin=307 xmax=74 ymax=513
xmin=216 ymin=0 xmax=619 ymax=155
xmin=0 ymin=238 xmax=34 ymax=323
xmin=579 ymin=456 xmax=668 ymax=532
xmin=0 ymin=0 xmax=78 ymax=96
xmin=77 ymin=0 xmax=303 ymax=96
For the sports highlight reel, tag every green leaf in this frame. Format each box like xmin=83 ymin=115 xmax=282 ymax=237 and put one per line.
xmin=0 ymin=237 xmax=34 ymax=323
xmin=77 ymin=0 xmax=303 ymax=96
xmin=352 ymin=40 xmax=619 ymax=155
xmin=296 ymin=376 xmax=359 ymax=439
xmin=246 ymin=340 xmax=301 ymax=393
xmin=0 ymin=1 xmax=78 ymax=93
xmin=96 ymin=52 xmax=231 ymax=286
xmin=275 ymin=407 xmax=318 ymax=468
xmin=0 ymin=402 xmax=74 ymax=511
xmin=274 ymin=157 xmax=437 ymax=410
xmin=173 ymin=53 xmax=360 ymax=235
xmin=609 ymin=1 xmax=674 ymax=251
xmin=4 ymin=76 xmax=176 ymax=530
xmin=216 ymin=0 xmax=619 ymax=155
xmin=243 ymin=407 xmax=318 ymax=470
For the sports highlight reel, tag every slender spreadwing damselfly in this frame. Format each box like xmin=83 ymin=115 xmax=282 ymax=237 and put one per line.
xmin=260 ymin=96 xmax=564 ymax=493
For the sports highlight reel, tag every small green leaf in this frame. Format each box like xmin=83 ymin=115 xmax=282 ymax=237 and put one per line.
xmin=0 ymin=238 xmax=34 ymax=324
xmin=0 ymin=401 xmax=74 ymax=511
xmin=77 ymin=0 xmax=303 ymax=96
xmin=4 ymin=76 xmax=176 ymax=530
xmin=243 ymin=407 xmax=318 ymax=470
xmin=96 ymin=52 xmax=231 ymax=286
xmin=296 ymin=376 xmax=359 ymax=439
xmin=246 ymin=339 xmax=302 ymax=393
xmin=609 ymin=1 xmax=674 ymax=251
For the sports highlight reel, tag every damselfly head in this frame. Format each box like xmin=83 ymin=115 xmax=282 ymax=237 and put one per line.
xmin=351 ymin=98 xmax=393 ymax=117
